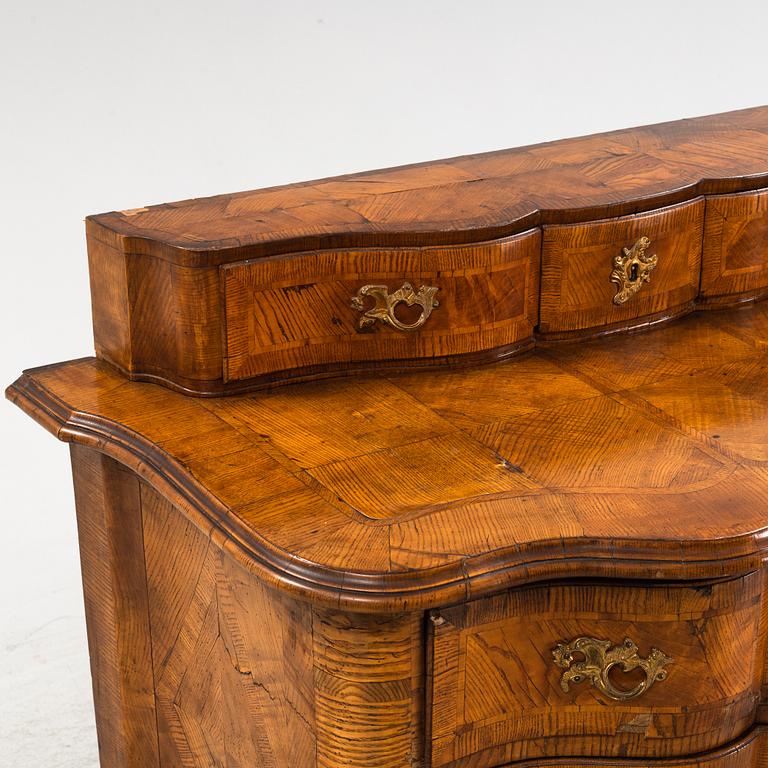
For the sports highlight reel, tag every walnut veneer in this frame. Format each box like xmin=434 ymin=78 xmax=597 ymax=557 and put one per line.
xmin=8 ymin=107 xmax=768 ymax=768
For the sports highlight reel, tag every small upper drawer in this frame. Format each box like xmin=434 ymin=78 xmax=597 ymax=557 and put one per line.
xmin=539 ymin=198 xmax=704 ymax=338
xmin=701 ymin=188 xmax=768 ymax=306
xmin=221 ymin=230 xmax=541 ymax=383
xmin=429 ymin=572 xmax=765 ymax=768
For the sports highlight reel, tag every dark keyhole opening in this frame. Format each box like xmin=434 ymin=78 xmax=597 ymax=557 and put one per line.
xmin=629 ymin=263 xmax=639 ymax=282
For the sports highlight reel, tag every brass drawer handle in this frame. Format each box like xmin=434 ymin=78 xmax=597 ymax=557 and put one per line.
xmin=552 ymin=636 xmax=672 ymax=702
xmin=351 ymin=282 xmax=439 ymax=333
xmin=611 ymin=236 xmax=658 ymax=305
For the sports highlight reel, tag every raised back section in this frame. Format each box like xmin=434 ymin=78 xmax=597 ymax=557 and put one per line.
xmin=86 ymin=107 xmax=768 ymax=395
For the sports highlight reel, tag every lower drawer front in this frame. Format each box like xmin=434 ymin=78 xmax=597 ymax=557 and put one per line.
xmin=429 ymin=573 xmax=765 ymax=768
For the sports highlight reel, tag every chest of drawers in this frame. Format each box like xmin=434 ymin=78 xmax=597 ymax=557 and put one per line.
xmin=8 ymin=107 xmax=768 ymax=768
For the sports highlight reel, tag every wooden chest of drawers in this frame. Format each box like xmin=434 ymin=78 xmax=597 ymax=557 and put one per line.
xmin=8 ymin=107 xmax=768 ymax=768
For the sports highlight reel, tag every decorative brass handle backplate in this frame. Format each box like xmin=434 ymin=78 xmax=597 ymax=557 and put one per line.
xmin=351 ymin=282 xmax=439 ymax=333
xmin=552 ymin=637 xmax=672 ymax=702
xmin=611 ymin=236 xmax=658 ymax=305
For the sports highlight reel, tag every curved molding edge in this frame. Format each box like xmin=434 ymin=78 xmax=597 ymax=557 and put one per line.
xmin=6 ymin=370 xmax=768 ymax=612
xmin=492 ymin=726 xmax=767 ymax=768
xmin=99 ymin=173 xmax=768 ymax=267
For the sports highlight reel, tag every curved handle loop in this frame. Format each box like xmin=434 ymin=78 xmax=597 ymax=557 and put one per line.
xmin=351 ymin=282 xmax=439 ymax=333
xmin=552 ymin=636 xmax=672 ymax=702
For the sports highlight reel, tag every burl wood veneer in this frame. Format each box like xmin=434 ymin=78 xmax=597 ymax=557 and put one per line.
xmin=8 ymin=107 xmax=768 ymax=768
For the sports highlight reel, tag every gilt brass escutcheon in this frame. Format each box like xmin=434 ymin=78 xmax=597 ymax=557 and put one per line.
xmin=611 ymin=236 xmax=658 ymax=305
xmin=552 ymin=636 xmax=672 ymax=702
xmin=351 ymin=282 xmax=439 ymax=332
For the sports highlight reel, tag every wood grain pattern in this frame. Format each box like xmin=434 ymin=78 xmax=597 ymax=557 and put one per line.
xmin=312 ymin=610 xmax=423 ymax=767
xmin=701 ymin=189 xmax=768 ymax=305
xmin=139 ymin=481 xmax=317 ymax=768
xmin=539 ymin=199 xmax=703 ymax=336
xmin=13 ymin=106 xmax=768 ymax=768
xmin=72 ymin=445 xmax=427 ymax=767
xmin=222 ymin=231 xmax=540 ymax=382
xmin=87 ymin=233 xmax=132 ymax=373
xmin=70 ymin=445 xmax=160 ymax=768
xmin=8 ymin=300 xmax=768 ymax=611
xmin=83 ymin=108 xmax=768 ymax=394
xmin=491 ymin=726 xmax=768 ymax=768
xmin=430 ymin=574 xmax=765 ymax=767
xmin=87 ymin=222 xmax=222 ymax=386
xmin=61 ymin=443 xmax=768 ymax=768
xmin=89 ymin=107 xmax=768 ymax=262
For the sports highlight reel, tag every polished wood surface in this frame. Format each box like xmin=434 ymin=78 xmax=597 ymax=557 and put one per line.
xmin=139 ymin=475 xmax=317 ymax=767
xmin=313 ymin=609 xmax=424 ymax=768
xmin=89 ymin=107 xmax=768 ymax=259
xmin=87 ymin=234 xmax=223 ymax=384
xmin=539 ymin=198 xmax=703 ymax=337
xmin=70 ymin=443 xmax=423 ymax=768
xmin=71 ymin=446 xmax=159 ymax=768
xmin=68 ymin=440 xmax=768 ymax=768
xmin=9 ymin=108 xmax=768 ymax=768
xmin=494 ymin=727 xmax=768 ymax=768
xmin=429 ymin=574 xmax=766 ymax=766
xmin=701 ymin=188 xmax=768 ymax=305
xmin=84 ymin=107 xmax=768 ymax=394
xmin=222 ymin=230 xmax=540 ymax=382
xmin=7 ymin=300 xmax=768 ymax=611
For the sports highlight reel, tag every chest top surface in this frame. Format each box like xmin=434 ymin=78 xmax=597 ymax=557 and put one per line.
xmin=8 ymin=299 xmax=768 ymax=610
xmin=89 ymin=106 xmax=768 ymax=262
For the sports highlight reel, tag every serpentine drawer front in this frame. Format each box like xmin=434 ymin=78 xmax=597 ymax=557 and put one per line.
xmin=539 ymin=199 xmax=704 ymax=338
xmin=702 ymin=188 xmax=768 ymax=305
xmin=8 ymin=108 xmax=768 ymax=768
xmin=429 ymin=574 xmax=766 ymax=767
xmin=220 ymin=231 xmax=541 ymax=382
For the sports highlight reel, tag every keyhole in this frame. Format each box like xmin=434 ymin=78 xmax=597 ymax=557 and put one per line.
xmin=629 ymin=263 xmax=639 ymax=282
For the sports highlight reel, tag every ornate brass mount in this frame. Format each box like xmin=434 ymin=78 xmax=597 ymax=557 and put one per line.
xmin=611 ymin=236 xmax=658 ymax=305
xmin=552 ymin=636 xmax=672 ymax=702
xmin=351 ymin=282 xmax=439 ymax=333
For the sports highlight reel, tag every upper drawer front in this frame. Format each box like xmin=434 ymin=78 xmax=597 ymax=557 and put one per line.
xmin=429 ymin=573 xmax=765 ymax=768
xmin=539 ymin=198 xmax=704 ymax=337
xmin=221 ymin=230 xmax=541 ymax=383
xmin=701 ymin=188 xmax=768 ymax=305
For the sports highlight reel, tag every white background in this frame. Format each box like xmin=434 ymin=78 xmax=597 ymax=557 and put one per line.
xmin=1 ymin=1 xmax=766 ymax=765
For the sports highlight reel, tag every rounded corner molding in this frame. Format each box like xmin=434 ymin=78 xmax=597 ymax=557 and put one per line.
xmin=8 ymin=358 xmax=768 ymax=613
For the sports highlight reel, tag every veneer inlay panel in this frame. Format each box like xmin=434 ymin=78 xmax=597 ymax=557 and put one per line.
xmin=8 ymin=107 xmax=768 ymax=768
